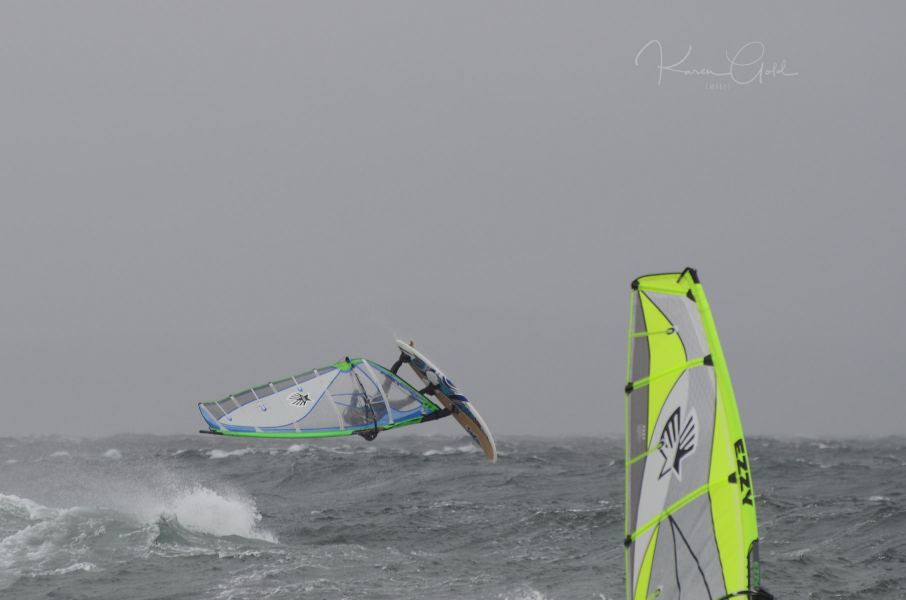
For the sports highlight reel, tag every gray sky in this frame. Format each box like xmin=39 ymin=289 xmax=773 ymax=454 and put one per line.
xmin=1 ymin=2 xmax=903 ymax=438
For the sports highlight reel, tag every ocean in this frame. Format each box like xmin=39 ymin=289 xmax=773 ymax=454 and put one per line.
xmin=0 ymin=435 xmax=903 ymax=599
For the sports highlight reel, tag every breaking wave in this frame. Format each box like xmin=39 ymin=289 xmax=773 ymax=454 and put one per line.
xmin=0 ymin=485 xmax=275 ymax=590
xmin=151 ymin=486 xmax=276 ymax=543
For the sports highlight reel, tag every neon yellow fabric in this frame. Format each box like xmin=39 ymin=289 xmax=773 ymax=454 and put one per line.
xmin=625 ymin=270 xmax=760 ymax=600
xmin=692 ymin=277 xmax=759 ymax=594
xmin=635 ymin=527 xmax=660 ymax=600
xmin=638 ymin=292 xmax=687 ymax=446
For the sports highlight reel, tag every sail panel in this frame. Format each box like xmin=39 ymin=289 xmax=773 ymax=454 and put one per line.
xmin=625 ymin=270 xmax=760 ymax=600
xmin=647 ymin=495 xmax=724 ymax=600
xmin=199 ymin=358 xmax=442 ymax=438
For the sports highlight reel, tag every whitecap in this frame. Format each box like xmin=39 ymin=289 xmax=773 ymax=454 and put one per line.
xmin=0 ymin=494 xmax=102 ymax=587
xmin=498 ymin=587 xmax=549 ymax=600
xmin=42 ymin=562 xmax=96 ymax=575
xmin=152 ymin=486 xmax=277 ymax=543
xmin=780 ymin=547 xmax=811 ymax=561
xmin=422 ymin=445 xmax=480 ymax=457
xmin=102 ymin=449 xmax=122 ymax=460
xmin=207 ymin=448 xmax=256 ymax=459
xmin=0 ymin=493 xmax=58 ymax=521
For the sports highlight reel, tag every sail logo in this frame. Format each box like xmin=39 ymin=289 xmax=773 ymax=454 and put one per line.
xmin=734 ymin=439 xmax=754 ymax=506
xmin=288 ymin=391 xmax=311 ymax=407
xmin=657 ymin=406 xmax=697 ymax=480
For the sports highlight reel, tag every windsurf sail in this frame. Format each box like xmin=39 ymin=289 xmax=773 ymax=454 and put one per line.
xmin=198 ymin=358 xmax=445 ymax=438
xmin=624 ymin=269 xmax=770 ymax=600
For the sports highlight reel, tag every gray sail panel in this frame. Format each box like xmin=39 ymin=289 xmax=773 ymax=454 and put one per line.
xmin=629 ymin=289 xmax=650 ymax=537
xmin=646 ymin=495 xmax=726 ymax=600
xmin=631 ymin=367 xmax=718 ymax=594
xmin=643 ymin=292 xmax=709 ymax=361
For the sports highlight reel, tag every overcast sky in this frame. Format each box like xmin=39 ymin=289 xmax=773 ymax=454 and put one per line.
xmin=1 ymin=2 xmax=903 ymax=438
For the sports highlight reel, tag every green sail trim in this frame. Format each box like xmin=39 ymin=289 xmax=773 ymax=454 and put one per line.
xmin=207 ymin=416 xmax=426 ymax=438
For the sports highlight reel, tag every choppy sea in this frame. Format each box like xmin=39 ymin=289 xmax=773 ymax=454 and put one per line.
xmin=0 ymin=435 xmax=903 ymax=599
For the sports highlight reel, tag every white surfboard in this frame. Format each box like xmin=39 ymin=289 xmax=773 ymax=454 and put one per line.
xmin=396 ymin=340 xmax=497 ymax=462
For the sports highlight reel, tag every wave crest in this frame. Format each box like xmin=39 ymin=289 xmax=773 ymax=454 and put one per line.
xmin=156 ymin=487 xmax=276 ymax=543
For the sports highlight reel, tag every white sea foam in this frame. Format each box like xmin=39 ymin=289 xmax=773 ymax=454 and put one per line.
xmin=0 ymin=493 xmax=58 ymax=521
xmin=207 ymin=447 xmax=280 ymax=459
xmin=49 ymin=451 xmax=71 ymax=458
xmin=0 ymin=481 xmax=276 ymax=573
xmin=43 ymin=561 xmax=97 ymax=575
xmin=423 ymin=444 xmax=480 ymax=457
xmin=0 ymin=488 xmax=275 ymax=593
xmin=107 ymin=483 xmax=279 ymax=544
xmin=284 ymin=443 xmax=361 ymax=455
xmin=158 ymin=487 xmax=277 ymax=543
xmin=207 ymin=448 xmax=256 ymax=459
xmin=498 ymin=587 xmax=549 ymax=600
xmin=781 ymin=547 xmax=811 ymax=561
xmin=102 ymin=449 xmax=122 ymax=460
xmin=0 ymin=494 xmax=98 ymax=588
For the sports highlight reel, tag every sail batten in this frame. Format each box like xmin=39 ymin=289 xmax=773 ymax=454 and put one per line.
xmin=624 ymin=269 xmax=764 ymax=600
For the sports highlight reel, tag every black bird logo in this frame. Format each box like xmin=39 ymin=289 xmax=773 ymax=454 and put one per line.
xmin=658 ymin=406 xmax=697 ymax=480
xmin=288 ymin=391 xmax=311 ymax=407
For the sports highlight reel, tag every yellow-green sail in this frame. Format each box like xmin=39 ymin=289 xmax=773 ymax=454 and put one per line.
xmin=624 ymin=269 xmax=767 ymax=600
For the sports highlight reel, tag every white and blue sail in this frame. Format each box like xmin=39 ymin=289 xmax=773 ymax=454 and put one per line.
xmin=198 ymin=357 xmax=444 ymax=439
